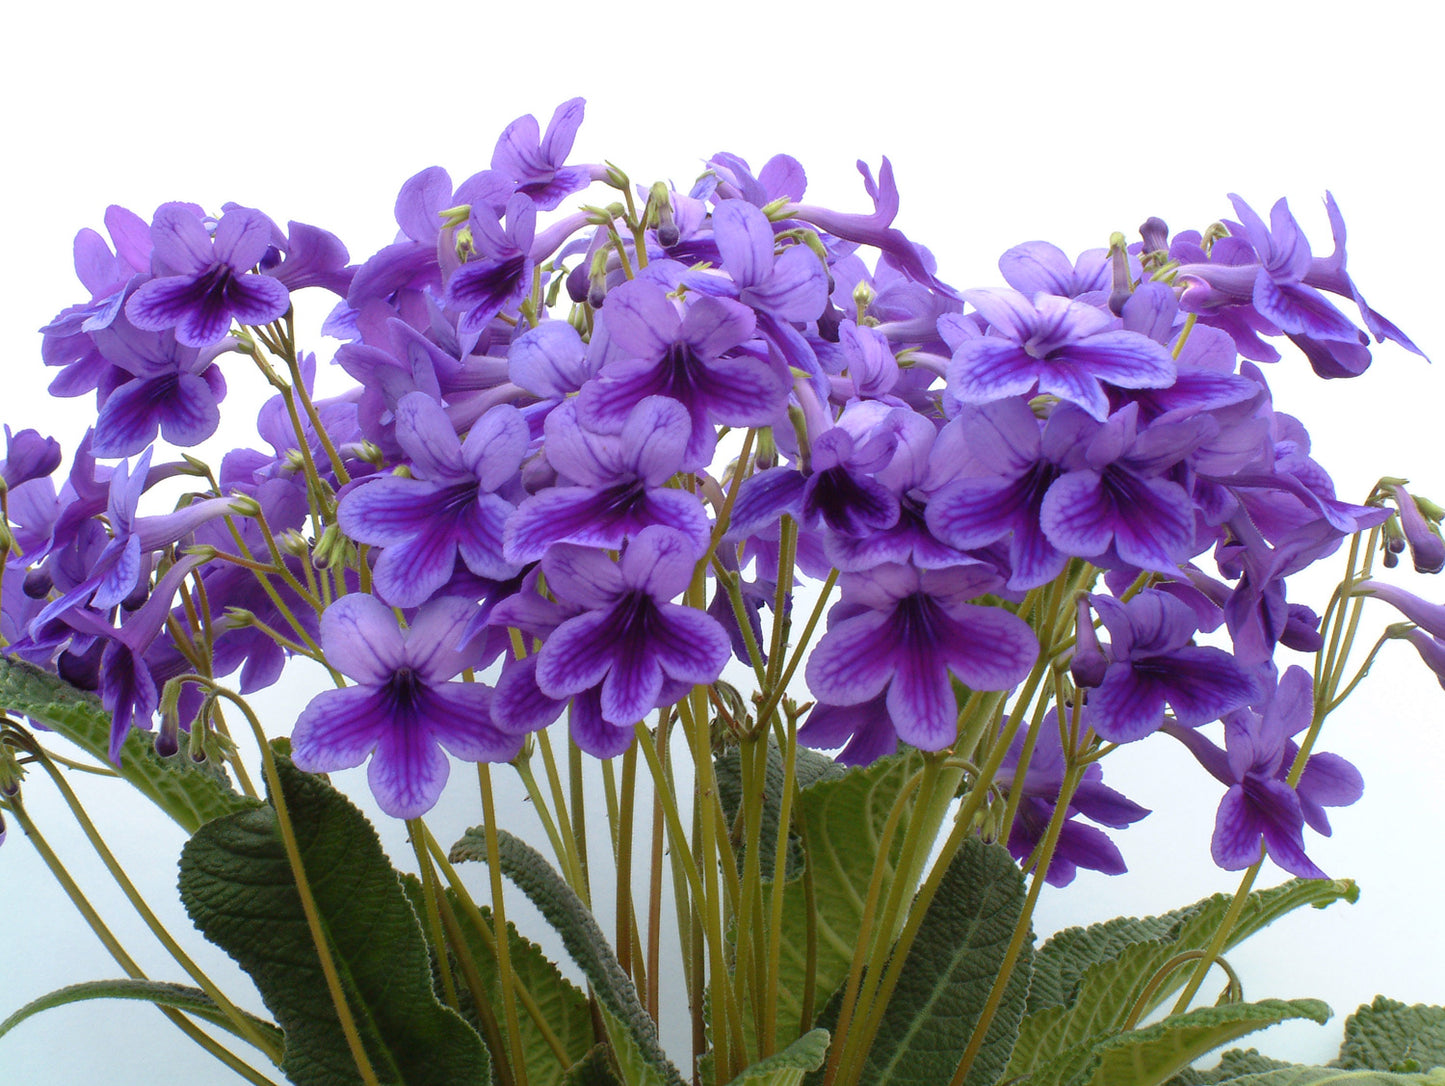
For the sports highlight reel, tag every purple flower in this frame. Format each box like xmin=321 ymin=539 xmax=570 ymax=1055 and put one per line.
xmin=490 ymin=98 xmax=594 ymax=211
xmin=338 ymin=393 xmax=527 ymax=607
xmin=577 ymin=279 xmax=785 ymax=464
xmin=805 ymin=564 xmax=1038 ymax=752
xmin=533 ymin=527 xmax=731 ymax=734
xmin=1164 ymin=666 xmax=1360 ymax=878
xmin=445 ymin=194 xmax=536 ymax=336
xmin=1086 ymin=590 xmax=1257 ymax=743
xmin=291 ymin=594 xmax=520 ymax=818
xmin=998 ymin=241 xmax=1109 ymax=300
xmin=126 ymin=205 xmax=291 ymax=347
xmin=996 ymin=705 xmax=1150 ymax=886
xmin=948 ymin=289 xmax=1176 ymax=421
xmin=504 ymin=397 xmax=710 ymax=563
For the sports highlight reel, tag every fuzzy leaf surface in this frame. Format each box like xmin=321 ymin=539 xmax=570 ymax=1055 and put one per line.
xmin=0 ymin=654 xmax=256 ymax=832
xmin=860 ymin=838 xmax=1031 ymax=1086
xmin=179 ymin=755 xmax=490 ymax=1085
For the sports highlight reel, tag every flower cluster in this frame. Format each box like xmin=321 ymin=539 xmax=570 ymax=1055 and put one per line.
xmin=3 ymin=98 xmax=1434 ymax=880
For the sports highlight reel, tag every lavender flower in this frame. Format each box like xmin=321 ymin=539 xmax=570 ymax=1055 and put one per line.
xmin=533 ymin=527 xmax=731 ymax=737
xmin=126 ymin=205 xmax=291 ymax=347
xmin=291 ymin=594 xmax=520 ymax=818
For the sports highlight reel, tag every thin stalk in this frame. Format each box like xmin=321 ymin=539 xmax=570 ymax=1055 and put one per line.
xmin=4 ymin=797 xmax=281 ymax=1085
xmin=569 ymin=739 xmax=592 ymax=905
xmin=28 ymin=745 xmax=282 ymax=1063
xmin=224 ymin=690 xmax=383 ymax=1086
xmin=947 ymin=763 xmax=1085 ymax=1086
xmin=419 ymin=825 xmax=571 ymax=1070
xmin=762 ymin=713 xmax=799 ymax=1055
xmin=407 ymin=818 xmax=460 ymax=1011
xmin=537 ymin=728 xmax=589 ymax=905
xmin=647 ymin=769 xmax=666 ymax=1023
xmin=754 ymin=568 xmax=840 ymax=728
xmin=479 ymin=763 xmax=531 ymax=1086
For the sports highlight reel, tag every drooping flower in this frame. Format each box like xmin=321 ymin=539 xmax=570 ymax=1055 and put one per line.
xmin=126 ymin=204 xmax=291 ymax=347
xmin=1086 ymin=590 xmax=1257 ymax=743
xmin=1163 ymin=665 xmax=1360 ymax=878
xmin=290 ymin=593 xmax=520 ymax=819
xmin=490 ymin=98 xmax=594 ymax=210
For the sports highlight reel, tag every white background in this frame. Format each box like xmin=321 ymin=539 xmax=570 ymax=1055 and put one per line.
xmin=2 ymin=1 xmax=1443 ymax=1082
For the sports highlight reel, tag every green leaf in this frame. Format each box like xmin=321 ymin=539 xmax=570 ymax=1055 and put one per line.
xmin=1337 ymin=997 xmax=1445 ymax=1072
xmin=715 ymin=739 xmax=846 ymax=880
xmin=436 ymin=888 xmax=596 ymax=1086
xmin=1166 ymin=1048 xmax=1295 ymax=1084
xmin=724 ymin=1029 xmax=830 ymax=1086
xmin=1030 ymin=998 xmax=1330 ymax=1086
xmin=1009 ymin=880 xmax=1357 ymax=1080
xmin=562 ymin=1045 xmax=624 ymax=1086
xmin=1218 ymin=1069 xmax=1445 ymax=1084
xmin=1027 ymin=879 xmax=1357 ymax=1015
xmin=0 ymin=654 xmax=257 ymax=833
xmin=860 ymin=838 xmax=1030 ymax=1086
xmin=0 ymin=977 xmax=283 ymax=1052
xmin=179 ymin=754 xmax=490 ymax=1086
xmin=762 ymin=754 xmax=916 ymax=1052
xmin=450 ymin=827 xmax=686 ymax=1086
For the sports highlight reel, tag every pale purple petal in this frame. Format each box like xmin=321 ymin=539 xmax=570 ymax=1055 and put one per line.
xmin=712 ymin=199 xmax=774 ymax=288
xmin=369 ymin=719 xmax=452 ymax=819
xmin=401 ymin=597 xmax=484 ymax=682
xmin=493 ymin=655 xmax=568 ymax=734
xmin=372 ymin=528 xmax=461 ymax=608
xmin=290 ymin=686 xmax=389 ymax=772
xmin=623 ymin=395 xmax=697 ymax=481
xmin=805 ymin=610 xmax=895 ymax=705
xmin=339 ymin=477 xmax=445 ymax=545
xmin=536 ymin=610 xmax=616 ymax=696
xmin=319 ymin=594 xmax=406 ymax=682
xmin=395 ymin=392 xmax=467 ymax=482
xmin=570 ymin=688 xmax=635 ymax=759
xmin=541 ymin=544 xmax=626 ymax=609
xmin=462 ymin=404 xmax=529 ymax=491
xmin=425 ymin=682 xmax=522 ymax=762
xmin=456 ymin=493 xmax=519 ymax=581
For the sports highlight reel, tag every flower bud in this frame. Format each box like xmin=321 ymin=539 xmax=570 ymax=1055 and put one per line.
xmin=648 ymin=182 xmax=679 ymax=247
xmin=1390 ymin=483 xmax=1445 ymax=574
xmin=1070 ymin=596 xmax=1109 ymax=688
xmin=1107 ymin=232 xmax=1132 ymax=317
xmin=23 ymin=567 xmax=52 ymax=599
xmin=1139 ymin=216 xmax=1169 ymax=254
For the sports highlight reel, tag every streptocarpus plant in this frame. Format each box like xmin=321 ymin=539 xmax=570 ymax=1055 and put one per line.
xmin=2 ymin=98 xmax=1444 ymax=1086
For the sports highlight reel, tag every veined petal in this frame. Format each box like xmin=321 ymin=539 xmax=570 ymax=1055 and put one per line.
xmin=368 ymin=716 xmax=451 ymax=819
xmin=946 ymin=337 xmax=1039 ymax=405
xmin=456 ymin=493 xmax=519 ymax=581
xmin=712 ymin=199 xmax=775 ymax=288
xmin=319 ymin=594 xmax=405 ymax=682
xmin=1153 ymin=646 xmax=1257 ymax=727
xmin=1052 ymin=331 xmax=1176 ymax=389
xmin=650 ymin=603 xmax=730 ymax=684
xmin=1212 ymin=787 xmax=1266 ymax=869
xmin=536 ymin=610 xmax=616 ymax=697
xmin=424 ymin=682 xmax=523 ymax=763
xmin=339 ymin=476 xmax=447 ymax=545
xmin=600 ymin=626 xmax=665 ymax=725
xmin=1254 ymin=277 xmax=1360 ymax=342
xmin=806 ymin=609 xmax=896 ymax=705
xmin=372 ymin=528 xmax=461 ymax=608
xmin=570 ymin=688 xmax=636 ymax=759
xmin=1089 ymin=666 xmax=1168 ymax=743
xmin=394 ymin=392 xmax=467 ymax=482
xmin=403 ymin=596 xmax=484 ymax=682
xmin=493 ymin=655 xmax=568 ymax=734
xmin=290 ymin=685 xmax=388 ymax=771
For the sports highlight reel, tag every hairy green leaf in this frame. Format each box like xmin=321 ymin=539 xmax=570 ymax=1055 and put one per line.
xmin=861 ymin=838 xmax=1031 ymax=1086
xmin=450 ymin=827 xmax=685 ymax=1086
xmin=1218 ymin=1069 xmax=1445 ymax=1084
xmin=1337 ymin=997 xmax=1445 ymax=1072
xmin=1166 ymin=1047 xmax=1295 ymax=1084
xmin=1011 ymin=880 xmax=1356 ymax=1080
xmin=0 ymin=977 xmax=282 ymax=1052
xmin=763 ymin=754 xmax=916 ymax=1052
xmin=1030 ymin=998 xmax=1330 ymax=1086
xmin=724 ymin=1029 xmax=830 ymax=1086
xmin=179 ymin=755 xmax=490 ymax=1085
xmin=715 ymin=739 xmax=845 ymax=880
xmin=437 ymin=889 xmax=596 ymax=1086
xmin=0 ymin=654 xmax=257 ymax=833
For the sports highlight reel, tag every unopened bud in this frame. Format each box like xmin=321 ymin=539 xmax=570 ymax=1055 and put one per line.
xmin=438 ymin=203 xmax=472 ymax=230
xmin=179 ymin=453 xmax=214 ymax=478
xmin=1107 ymin=232 xmax=1132 ymax=317
xmin=648 ymin=182 xmax=679 ymax=246
xmin=1139 ymin=217 xmax=1169 ymax=253
xmin=312 ymin=524 xmax=353 ymax=571
xmin=277 ymin=529 xmax=310 ymax=558
xmin=851 ymin=279 xmax=876 ymax=322
xmin=23 ymin=567 xmax=52 ymax=599
xmin=184 ymin=543 xmax=220 ymax=562
xmin=1391 ymin=483 xmax=1445 ymax=574
xmin=760 ymin=195 xmax=792 ymax=221
xmin=1070 ymin=596 xmax=1110 ymax=688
